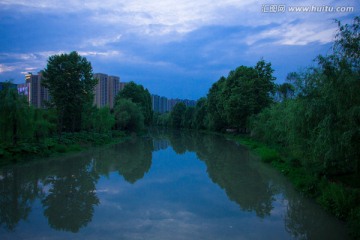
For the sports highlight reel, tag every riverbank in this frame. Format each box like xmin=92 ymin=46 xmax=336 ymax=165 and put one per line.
xmin=226 ymin=134 xmax=360 ymax=239
xmin=0 ymin=130 xmax=129 ymax=166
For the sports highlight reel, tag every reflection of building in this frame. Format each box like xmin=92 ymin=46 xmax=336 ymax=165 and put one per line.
xmin=93 ymin=73 xmax=121 ymax=109
xmin=151 ymin=94 xmax=196 ymax=113
xmin=152 ymin=139 xmax=170 ymax=151
xmin=18 ymin=72 xmax=50 ymax=108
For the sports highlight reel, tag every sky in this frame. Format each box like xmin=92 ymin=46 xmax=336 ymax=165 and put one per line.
xmin=0 ymin=0 xmax=358 ymax=100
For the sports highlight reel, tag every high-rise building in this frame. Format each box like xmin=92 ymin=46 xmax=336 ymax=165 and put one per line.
xmin=160 ymin=96 xmax=169 ymax=113
xmin=93 ymin=73 xmax=121 ymax=109
xmin=119 ymin=82 xmax=128 ymax=91
xmin=21 ymin=72 xmax=49 ymax=108
xmin=108 ymin=76 xmax=120 ymax=109
xmin=151 ymin=94 xmax=160 ymax=112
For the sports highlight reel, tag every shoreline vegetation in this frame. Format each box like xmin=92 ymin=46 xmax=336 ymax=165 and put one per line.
xmin=0 ymin=130 xmax=129 ymax=166
xmin=226 ymin=134 xmax=359 ymax=238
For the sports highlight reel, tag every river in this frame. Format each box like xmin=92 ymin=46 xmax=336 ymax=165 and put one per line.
xmin=0 ymin=129 xmax=350 ymax=239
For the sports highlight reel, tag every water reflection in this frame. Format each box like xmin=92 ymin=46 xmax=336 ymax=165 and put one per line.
xmin=42 ymin=158 xmax=99 ymax=233
xmin=0 ymin=167 xmax=41 ymax=231
xmin=0 ymin=129 xmax=349 ymax=239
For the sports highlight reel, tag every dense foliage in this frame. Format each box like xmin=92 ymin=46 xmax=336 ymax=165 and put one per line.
xmin=115 ymin=81 xmax=153 ymax=126
xmin=154 ymin=59 xmax=276 ymax=132
xmin=42 ymin=51 xmax=98 ymax=133
xmin=113 ymin=98 xmax=144 ymax=133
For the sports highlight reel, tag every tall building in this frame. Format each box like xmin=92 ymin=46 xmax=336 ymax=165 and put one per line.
xmin=151 ymin=94 xmax=160 ymax=112
xmin=93 ymin=73 xmax=121 ymax=109
xmin=108 ymin=76 xmax=120 ymax=109
xmin=160 ymin=96 xmax=169 ymax=113
xmin=20 ymin=72 xmax=49 ymax=108
xmin=119 ymin=82 xmax=128 ymax=91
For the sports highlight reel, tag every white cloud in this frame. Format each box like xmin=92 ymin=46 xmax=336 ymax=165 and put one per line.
xmin=85 ymin=35 xmax=122 ymax=47
xmin=0 ymin=64 xmax=16 ymax=73
xmin=245 ymin=21 xmax=336 ymax=46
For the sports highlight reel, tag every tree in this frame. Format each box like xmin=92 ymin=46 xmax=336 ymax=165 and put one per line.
xmin=277 ymin=83 xmax=295 ymax=101
xmin=42 ymin=51 xmax=97 ymax=133
xmin=114 ymin=98 xmax=144 ymax=132
xmin=170 ymin=102 xmax=186 ymax=128
xmin=0 ymin=81 xmax=33 ymax=145
xmin=193 ymin=98 xmax=208 ymax=130
xmin=82 ymin=106 xmax=114 ymax=133
xmin=183 ymin=106 xmax=195 ymax=129
xmin=116 ymin=81 xmax=153 ymax=126
xmin=207 ymin=76 xmax=227 ymax=131
xmin=206 ymin=60 xmax=275 ymax=131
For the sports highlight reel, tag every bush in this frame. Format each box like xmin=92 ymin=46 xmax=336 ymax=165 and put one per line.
xmin=318 ymin=182 xmax=357 ymax=220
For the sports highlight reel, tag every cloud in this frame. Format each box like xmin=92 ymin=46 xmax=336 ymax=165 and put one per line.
xmin=245 ymin=21 xmax=337 ymax=46
xmin=0 ymin=64 xmax=16 ymax=73
xmin=84 ymin=35 xmax=122 ymax=47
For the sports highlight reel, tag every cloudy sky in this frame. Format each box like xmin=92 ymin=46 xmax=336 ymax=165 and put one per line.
xmin=0 ymin=0 xmax=358 ymax=99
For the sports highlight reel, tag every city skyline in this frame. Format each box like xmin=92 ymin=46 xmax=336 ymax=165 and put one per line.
xmin=5 ymin=71 xmax=196 ymax=112
xmin=0 ymin=0 xmax=358 ymax=100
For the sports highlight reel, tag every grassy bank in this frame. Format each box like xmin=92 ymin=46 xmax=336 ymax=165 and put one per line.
xmin=227 ymin=134 xmax=360 ymax=239
xmin=0 ymin=130 xmax=129 ymax=166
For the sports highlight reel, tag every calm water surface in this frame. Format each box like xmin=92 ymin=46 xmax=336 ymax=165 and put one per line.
xmin=0 ymin=129 xmax=349 ymax=239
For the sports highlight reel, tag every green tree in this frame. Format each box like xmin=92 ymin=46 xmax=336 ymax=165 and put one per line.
xmin=193 ymin=97 xmax=208 ymax=130
xmin=116 ymin=81 xmax=153 ymax=126
xmin=42 ymin=51 xmax=97 ymax=133
xmin=207 ymin=76 xmax=227 ymax=131
xmin=277 ymin=83 xmax=295 ymax=101
xmin=82 ymin=106 xmax=114 ymax=133
xmin=114 ymin=98 xmax=144 ymax=132
xmin=183 ymin=106 xmax=195 ymax=129
xmin=170 ymin=102 xmax=186 ymax=128
xmin=0 ymin=81 xmax=33 ymax=145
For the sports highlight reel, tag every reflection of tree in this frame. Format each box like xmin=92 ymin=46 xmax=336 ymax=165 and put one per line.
xmin=42 ymin=158 xmax=99 ymax=233
xmin=284 ymin=195 xmax=349 ymax=239
xmin=0 ymin=167 xmax=42 ymax=231
xmin=199 ymin=136 xmax=275 ymax=218
xmin=152 ymin=129 xmax=276 ymax=218
xmin=114 ymin=138 xmax=153 ymax=184
xmin=167 ymin=130 xmax=187 ymax=154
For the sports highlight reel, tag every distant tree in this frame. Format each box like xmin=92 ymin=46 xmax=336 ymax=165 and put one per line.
xmin=170 ymin=102 xmax=186 ymax=128
xmin=193 ymin=98 xmax=208 ymax=130
xmin=114 ymin=98 xmax=144 ymax=133
xmin=156 ymin=112 xmax=171 ymax=127
xmin=183 ymin=106 xmax=195 ymax=129
xmin=277 ymin=83 xmax=295 ymax=101
xmin=207 ymin=76 xmax=227 ymax=131
xmin=221 ymin=60 xmax=275 ymax=131
xmin=42 ymin=51 xmax=97 ymax=133
xmin=82 ymin=106 xmax=115 ymax=133
xmin=0 ymin=81 xmax=33 ymax=145
xmin=116 ymin=81 xmax=153 ymax=126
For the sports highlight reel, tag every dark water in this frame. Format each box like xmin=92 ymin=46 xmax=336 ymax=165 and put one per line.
xmin=0 ymin=129 xmax=349 ymax=239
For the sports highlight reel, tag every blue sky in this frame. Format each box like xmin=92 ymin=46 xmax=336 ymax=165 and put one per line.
xmin=0 ymin=0 xmax=358 ymax=100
